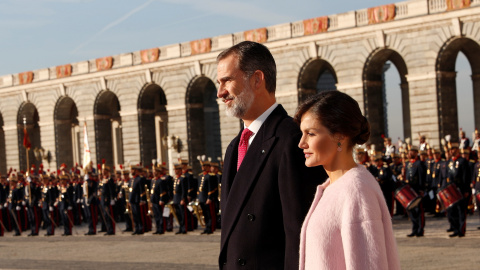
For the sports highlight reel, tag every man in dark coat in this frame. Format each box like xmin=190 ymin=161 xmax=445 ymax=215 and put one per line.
xmin=129 ymin=165 xmax=146 ymax=235
xmin=151 ymin=164 xmax=171 ymax=234
xmin=216 ymin=41 xmax=326 ymax=269
xmin=405 ymin=145 xmax=427 ymax=237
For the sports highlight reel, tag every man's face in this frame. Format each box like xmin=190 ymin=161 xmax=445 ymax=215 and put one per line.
xmin=460 ymin=132 xmax=465 ymax=139
xmin=450 ymin=147 xmax=459 ymax=157
xmin=217 ymin=54 xmax=255 ymax=118
xmin=202 ymin=165 xmax=210 ymax=172
xmin=409 ymin=150 xmax=418 ymax=159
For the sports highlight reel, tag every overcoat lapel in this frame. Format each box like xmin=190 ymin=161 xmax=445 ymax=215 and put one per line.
xmin=220 ymin=105 xmax=287 ymax=249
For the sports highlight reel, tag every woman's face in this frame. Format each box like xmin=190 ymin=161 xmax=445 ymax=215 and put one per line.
xmin=298 ymin=111 xmax=338 ymax=167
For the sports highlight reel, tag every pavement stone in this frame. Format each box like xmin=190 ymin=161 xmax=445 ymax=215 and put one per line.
xmin=0 ymin=212 xmax=479 ymax=269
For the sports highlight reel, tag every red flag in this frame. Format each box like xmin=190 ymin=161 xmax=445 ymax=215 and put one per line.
xmin=23 ymin=128 xmax=31 ymax=149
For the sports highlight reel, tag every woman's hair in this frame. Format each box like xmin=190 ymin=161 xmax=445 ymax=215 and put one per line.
xmin=294 ymin=91 xmax=370 ymax=148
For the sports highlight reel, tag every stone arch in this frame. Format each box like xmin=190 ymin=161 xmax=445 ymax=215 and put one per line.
xmin=436 ymin=37 xmax=480 ymax=141
xmin=54 ymin=96 xmax=79 ymax=169
xmin=94 ymin=90 xmax=122 ymax=169
xmin=363 ymin=48 xmax=410 ymax=148
xmin=297 ymin=58 xmax=338 ymax=103
xmin=186 ymin=76 xmax=222 ymax=174
xmin=0 ymin=113 xmax=6 ymax=174
xmin=17 ymin=102 xmax=41 ymax=172
xmin=137 ymin=83 xmax=168 ymax=166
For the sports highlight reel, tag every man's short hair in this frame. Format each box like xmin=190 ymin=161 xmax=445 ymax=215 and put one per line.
xmin=217 ymin=41 xmax=276 ymax=94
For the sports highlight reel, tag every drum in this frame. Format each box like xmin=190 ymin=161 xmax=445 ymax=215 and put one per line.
xmin=437 ymin=183 xmax=463 ymax=210
xmin=395 ymin=184 xmax=421 ymax=211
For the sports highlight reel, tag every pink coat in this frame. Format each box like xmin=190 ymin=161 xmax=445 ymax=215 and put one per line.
xmin=299 ymin=165 xmax=401 ymax=270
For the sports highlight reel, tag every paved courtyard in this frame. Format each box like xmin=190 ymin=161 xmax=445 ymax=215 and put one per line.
xmin=1 ymin=213 xmax=480 ymax=269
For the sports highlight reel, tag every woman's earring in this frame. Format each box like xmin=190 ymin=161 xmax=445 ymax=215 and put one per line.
xmin=337 ymin=142 xmax=342 ymax=152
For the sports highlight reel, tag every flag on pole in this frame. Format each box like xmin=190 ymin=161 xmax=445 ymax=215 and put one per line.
xmin=82 ymin=122 xmax=91 ymax=170
xmin=23 ymin=127 xmax=31 ymax=149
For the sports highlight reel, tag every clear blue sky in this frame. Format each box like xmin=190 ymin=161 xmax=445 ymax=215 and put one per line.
xmin=0 ymin=0 xmax=475 ymax=141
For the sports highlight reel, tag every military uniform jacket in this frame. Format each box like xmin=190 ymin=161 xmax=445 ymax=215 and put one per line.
xmin=473 ymin=162 xmax=480 ymax=191
xmin=432 ymin=159 xmax=446 ymax=189
xmin=100 ymin=177 xmax=116 ymax=205
xmin=371 ymin=165 xmax=395 ymax=194
xmin=150 ymin=176 xmax=170 ymax=204
xmin=10 ymin=186 xmax=22 ymax=209
xmin=0 ymin=183 xmax=9 ymax=205
xmin=184 ymin=171 xmax=197 ymax=201
xmin=85 ymin=179 xmax=98 ymax=205
xmin=41 ymin=185 xmax=52 ymax=209
xmin=447 ymin=156 xmax=471 ymax=194
xmin=405 ymin=158 xmax=427 ymax=193
xmin=219 ymin=105 xmax=327 ymax=270
xmin=128 ymin=176 xmax=144 ymax=205
xmin=60 ymin=184 xmax=74 ymax=208
xmin=173 ymin=175 xmax=188 ymax=204
xmin=197 ymin=172 xmax=218 ymax=204
xmin=74 ymin=182 xmax=84 ymax=203
xmin=30 ymin=182 xmax=42 ymax=206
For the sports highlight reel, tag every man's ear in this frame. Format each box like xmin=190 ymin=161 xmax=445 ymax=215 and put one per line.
xmin=252 ymin=70 xmax=265 ymax=89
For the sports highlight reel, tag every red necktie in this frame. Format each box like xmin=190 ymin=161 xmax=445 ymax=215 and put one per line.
xmin=237 ymin=128 xmax=253 ymax=171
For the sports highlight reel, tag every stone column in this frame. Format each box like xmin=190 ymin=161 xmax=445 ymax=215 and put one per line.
xmin=472 ymin=73 xmax=480 ymax=130
xmin=119 ymin=110 xmax=141 ymax=167
xmin=400 ymin=82 xmax=412 ymax=140
xmin=38 ymin=120 xmax=56 ymax=171
xmin=436 ymin=71 xmax=459 ymax=142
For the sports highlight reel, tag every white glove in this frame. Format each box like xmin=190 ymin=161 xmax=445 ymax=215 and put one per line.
xmin=110 ymin=200 xmax=115 ymax=206
xmin=67 ymin=206 xmax=72 ymax=210
xmin=4 ymin=203 xmax=8 ymax=208
xmin=22 ymin=201 xmax=26 ymax=206
xmin=16 ymin=206 xmax=21 ymax=211
xmin=49 ymin=206 xmax=54 ymax=212
xmin=76 ymin=199 xmax=80 ymax=203
xmin=38 ymin=203 xmax=42 ymax=207
xmin=54 ymin=202 xmax=58 ymax=207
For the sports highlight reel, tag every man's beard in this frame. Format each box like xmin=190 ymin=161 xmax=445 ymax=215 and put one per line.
xmin=225 ymin=86 xmax=254 ymax=118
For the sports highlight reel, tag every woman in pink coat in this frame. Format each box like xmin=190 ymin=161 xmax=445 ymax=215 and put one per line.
xmin=295 ymin=91 xmax=401 ymax=270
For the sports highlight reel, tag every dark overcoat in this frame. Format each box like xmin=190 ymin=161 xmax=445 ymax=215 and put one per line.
xmin=219 ymin=105 xmax=327 ymax=269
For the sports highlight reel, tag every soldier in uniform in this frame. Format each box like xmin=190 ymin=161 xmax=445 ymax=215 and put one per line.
xmin=472 ymin=129 xmax=479 ymax=154
xmin=114 ymin=168 xmax=124 ymax=222
xmin=151 ymin=164 xmax=171 ymax=234
xmin=419 ymin=135 xmax=428 ymax=151
xmin=8 ymin=173 xmax=22 ymax=236
xmin=371 ymin=152 xmax=395 ymax=216
xmin=390 ymin=153 xmax=405 ymax=216
xmin=472 ymin=145 xmax=480 ymax=229
xmin=120 ymin=167 xmax=134 ymax=232
xmin=405 ymin=145 xmax=427 ymax=237
xmin=129 ymin=165 xmax=145 ymax=235
xmin=210 ymin=161 xmax=222 ymax=229
xmin=58 ymin=174 xmax=74 ymax=236
xmin=445 ymin=141 xmax=471 ymax=237
xmin=27 ymin=171 xmax=42 ymax=236
xmin=140 ymin=167 xmax=152 ymax=233
xmin=197 ymin=160 xmax=219 ymax=234
xmin=41 ymin=174 xmax=56 ymax=236
xmin=99 ymin=165 xmax=116 ymax=235
xmin=173 ymin=164 xmax=188 ymax=234
xmin=73 ymin=170 xmax=84 ymax=225
xmin=180 ymin=159 xmax=197 ymax=231
xmin=459 ymin=129 xmax=470 ymax=150
xmin=0 ymin=175 xmax=8 ymax=236
xmin=83 ymin=171 xmax=99 ymax=235
xmin=383 ymin=137 xmax=396 ymax=164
